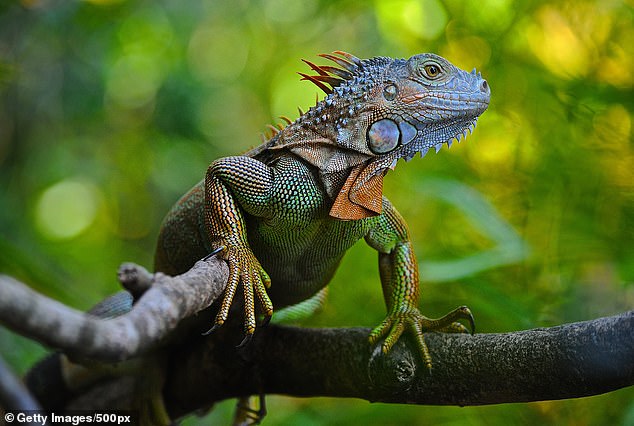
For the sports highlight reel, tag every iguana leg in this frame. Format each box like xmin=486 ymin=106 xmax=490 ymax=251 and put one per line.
xmin=365 ymin=200 xmax=474 ymax=369
xmin=133 ymin=356 xmax=171 ymax=426
xmin=232 ymin=394 xmax=267 ymax=426
xmin=203 ymin=156 xmax=275 ymax=339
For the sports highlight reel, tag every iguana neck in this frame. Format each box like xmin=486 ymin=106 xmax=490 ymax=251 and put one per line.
xmin=266 ymin=104 xmax=373 ymax=200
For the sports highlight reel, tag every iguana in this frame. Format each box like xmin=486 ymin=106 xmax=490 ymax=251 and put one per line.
xmin=154 ymin=51 xmax=490 ymax=368
xmin=23 ymin=51 xmax=489 ymax=424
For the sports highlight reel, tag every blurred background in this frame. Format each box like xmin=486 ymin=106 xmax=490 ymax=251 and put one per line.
xmin=0 ymin=0 xmax=632 ymax=424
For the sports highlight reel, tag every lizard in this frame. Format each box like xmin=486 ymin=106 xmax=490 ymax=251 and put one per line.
xmin=154 ymin=50 xmax=491 ymax=368
xmin=22 ymin=51 xmax=489 ymax=424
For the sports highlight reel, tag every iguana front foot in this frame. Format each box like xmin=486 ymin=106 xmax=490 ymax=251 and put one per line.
xmin=203 ymin=244 xmax=274 ymax=340
xmin=369 ymin=305 xmax=474 ymax=369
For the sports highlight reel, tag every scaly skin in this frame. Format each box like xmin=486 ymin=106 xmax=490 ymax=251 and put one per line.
xmin=154 ymin=51 xmax=490 ymax=367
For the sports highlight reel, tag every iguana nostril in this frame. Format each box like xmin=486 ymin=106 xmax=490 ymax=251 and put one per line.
xmin=481 ymin=79 xmax=489 ymax=93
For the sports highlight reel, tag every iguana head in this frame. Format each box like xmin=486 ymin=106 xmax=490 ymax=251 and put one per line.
xmin=272 ymin=51 xmax=490 ymax=220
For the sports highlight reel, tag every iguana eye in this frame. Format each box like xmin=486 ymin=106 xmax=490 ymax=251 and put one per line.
xmin=383 ymin=84 xmax=397 ymax=101
xmin=367 ymin=119 xmax=400 ymax=154
xmin=422 ymin=62 xmax=442 ymax=79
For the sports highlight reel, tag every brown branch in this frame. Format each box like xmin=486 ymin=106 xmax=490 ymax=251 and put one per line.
xmin=0 ymin=258 xmax=228 ymax=362
xmin=1 ymin=261 xmax=632 ymax=419
xmin=19 ymin=311 xmax=632 ymax=419
xmin=164 ymin=311 xmax=634 ymax=418
xmin=26 ymin=311 xmax=630 ymax=417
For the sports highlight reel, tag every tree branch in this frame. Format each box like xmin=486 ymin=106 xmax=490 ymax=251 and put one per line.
xmin=1 ymin=260 xmax=631 ymax=419
xmin=0 ymin=258 xmax=228 ymax=361
xmin=163 ymin=311 xmax=634 ymax=418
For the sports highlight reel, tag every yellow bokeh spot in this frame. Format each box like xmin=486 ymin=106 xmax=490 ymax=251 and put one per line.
xmin=441 ymin=36 xmax=491 ymax=71
xmin=526 ymin=6 xmax=590 ymax=79
xmin=466 ymin=111 xmax=533 ymax=172
xmin=106 ymin=53 xmax=164 ymax=109
xmin=375 ymin=0 xmax=447 ymax=42
xmin=35 ymin=180 xmax=101 ymax=240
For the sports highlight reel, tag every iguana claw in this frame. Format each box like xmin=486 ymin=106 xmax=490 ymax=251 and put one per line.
xmin=369 ymin=305 xmax=475 ymax=369
xmin=203 ymin=245 xmax=225 ymax=260
xmin=202 ymin=323 xmax=221 ymax=336
xmin=237 ymin=333 xmax=253 ymax=349
xmin=204 ymin=244 xmax=274 ymax=341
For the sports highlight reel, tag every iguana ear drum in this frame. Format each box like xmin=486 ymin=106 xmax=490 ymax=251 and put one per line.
xmin=367 ymin=118 xmax=400 ymax=154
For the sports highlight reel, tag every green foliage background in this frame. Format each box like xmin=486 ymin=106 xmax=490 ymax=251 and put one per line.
xmin=0 ymin=0 xmax=632 ymax=424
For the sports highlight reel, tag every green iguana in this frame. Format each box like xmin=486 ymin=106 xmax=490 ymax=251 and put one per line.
xmin=154 ymin=51 xmax=490 ymax=368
